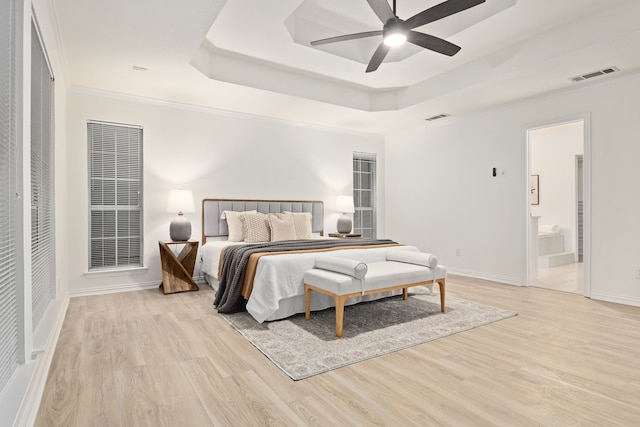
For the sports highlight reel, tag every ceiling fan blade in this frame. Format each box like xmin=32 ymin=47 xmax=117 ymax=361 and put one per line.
xmin=366 ymin=42 xmax=391 ymax=73
xmin=367 ymin=0 xmax=396 ymax=24
xmin=310 ymin=30 xmax=383 ymax=46
xmin=405 ymin=0 xmax=485 ymax=30
xmin=407 ymin=31 xmax=461 ymax=56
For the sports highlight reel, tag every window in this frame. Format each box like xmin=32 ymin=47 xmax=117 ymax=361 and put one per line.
xmin=31 ymin=22 xmax=56 ymax=327
xmin=88 ymin=121 xmax=143 ymax=270
xmin=0 ymin=0 xmax=19 ymax=393
xmin=353 ymin=152 xmax=377 ymax=238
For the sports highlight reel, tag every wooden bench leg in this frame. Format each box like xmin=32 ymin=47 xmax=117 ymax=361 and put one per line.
xmin=334 ymin=295 xmax=348 ymax=338
xmin=305 ymin=284 xmax=311 ymax=320
xmin=437 ymin=279 xmax=446 ymax=312
xmin=306 ymin=277 xmax=446 ymax=336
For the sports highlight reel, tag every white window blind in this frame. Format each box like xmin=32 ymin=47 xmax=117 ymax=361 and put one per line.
xmin=353 ymin=152 xmax=377 ymax=239
xmin=88 ymin=121 xmax=143 ymax=270
xmin=0 ymin=0 xmax=19 ymax=393
xmin=31 ymin=22 xmax=56 ymax=327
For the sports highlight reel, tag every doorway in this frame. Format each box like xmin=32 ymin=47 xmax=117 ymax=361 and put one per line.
xmin=525 ymin=115 xmax=590 ymax=296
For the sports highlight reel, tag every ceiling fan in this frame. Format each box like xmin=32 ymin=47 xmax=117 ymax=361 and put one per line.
xmin=310 ymin=0 xmax=486 ymax=72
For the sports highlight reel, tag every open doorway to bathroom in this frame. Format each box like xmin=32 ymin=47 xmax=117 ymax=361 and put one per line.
xmin=526 ymin=117 xmax=590 ymax=296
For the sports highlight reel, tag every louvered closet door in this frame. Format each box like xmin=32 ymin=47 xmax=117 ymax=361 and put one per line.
xmin=0 ymin=0 xmax=19 ymax=393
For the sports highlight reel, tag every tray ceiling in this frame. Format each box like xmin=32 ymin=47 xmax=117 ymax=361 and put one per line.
xmin=55 ymin=0 xmax=640 ymax=134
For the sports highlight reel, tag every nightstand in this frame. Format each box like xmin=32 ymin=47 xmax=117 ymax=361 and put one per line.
xmin=158 ymin=240 xmax=199 ymax=294
xmin=328 ymin=233 xmax=362 ymax=238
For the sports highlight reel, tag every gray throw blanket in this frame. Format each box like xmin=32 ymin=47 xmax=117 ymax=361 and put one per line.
xmin=214 ymin=239 xmax=397 ymax=313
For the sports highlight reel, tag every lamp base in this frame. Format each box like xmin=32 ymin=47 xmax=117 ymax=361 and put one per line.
xmin=336 ymin=214 xmax=352 ymax=234
xmin=170 ymin=214 xmax=192 ymax=241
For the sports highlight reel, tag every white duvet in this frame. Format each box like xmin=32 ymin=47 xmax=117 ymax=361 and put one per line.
xmin=201 ymin=240 xmax=243 ymax=280
xmin=202 ymin=240 xmax=421 ymax=323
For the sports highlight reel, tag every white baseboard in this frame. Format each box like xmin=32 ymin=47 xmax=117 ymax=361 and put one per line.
xmin=70 ymin=280 xmax=160 ymax=297
xmin=446 ymin=267 xmax=524 ymax=286
xmin=0 ymin=362 xmax=36 ymax=427
xmin=69 ymin=276 xmax=208 ymax=298
xmin=32 ymin=299 xmax=66 ymax=356
xmin=589 ymin=292 xmax=640 ymax=308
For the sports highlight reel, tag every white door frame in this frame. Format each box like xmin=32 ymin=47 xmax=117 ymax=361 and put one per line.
xmin=523 ymin=113 xmax=591 ymax=297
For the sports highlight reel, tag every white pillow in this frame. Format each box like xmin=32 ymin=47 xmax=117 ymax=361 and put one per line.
xmin=241 ymin=212 xmax=271 ymax=243
xmin=386 ymin=250 xmax=438 ymax=268
xmin=315 ymin=256 xmax=368 ymax=279
xmin=282 ymin=211 xmax=313 ymax=239
xmin=221 ymin=210 xmax=256 ymax=242
xmin=269 ymin=213 xmax=296 ymax=242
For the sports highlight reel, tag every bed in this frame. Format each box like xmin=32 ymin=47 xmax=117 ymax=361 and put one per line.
xmin=201 ymin=198 xmax=421 ymax=322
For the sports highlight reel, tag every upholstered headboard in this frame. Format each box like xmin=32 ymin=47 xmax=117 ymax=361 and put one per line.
xmin=201 ymin=198 xmax=324 ymax=244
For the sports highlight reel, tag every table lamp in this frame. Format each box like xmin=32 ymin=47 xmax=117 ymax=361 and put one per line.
xmin=336 ymin=195 xmax=355 ymax=234
xmin=167 ymin=189 xmax=195 ymax=241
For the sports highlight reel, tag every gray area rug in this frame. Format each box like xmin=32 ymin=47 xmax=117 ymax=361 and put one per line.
xmin=220 ymin=288 xmax=517 ymax=380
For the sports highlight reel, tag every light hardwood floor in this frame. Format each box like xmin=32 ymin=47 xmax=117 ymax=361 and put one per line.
xmin=35 ymin=276 xmax=640 ymax=426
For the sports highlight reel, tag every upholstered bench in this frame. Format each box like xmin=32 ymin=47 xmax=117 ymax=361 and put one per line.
xmin=304 ymin=250 xmax=447 ymax=337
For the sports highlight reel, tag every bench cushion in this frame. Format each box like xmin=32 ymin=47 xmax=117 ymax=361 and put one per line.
xmin=304 ymin=261 xmax=446 ymax=296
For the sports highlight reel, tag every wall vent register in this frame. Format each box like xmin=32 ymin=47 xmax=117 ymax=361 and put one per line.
xmin=569 ymin=66 xmax=619 ymax=83
xmin=425 ymin=114 xmax=450 ymax=122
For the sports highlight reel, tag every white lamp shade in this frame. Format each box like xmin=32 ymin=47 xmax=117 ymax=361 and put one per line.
xmin=336 ymin=195 xmax=355 ymax=213
xmin=167 ymin=189 xmax=195 ymax=214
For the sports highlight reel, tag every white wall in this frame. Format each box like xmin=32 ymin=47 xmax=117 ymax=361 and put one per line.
xmin=65 ymin=90 xmax=385 ymax=293
xmin=386 ymin=108 xmax=523 ymax=284
xmin=386 ymin=72 xmax=640 ymax=306
xmin=530 ymin=121 xmax=583 ymax=253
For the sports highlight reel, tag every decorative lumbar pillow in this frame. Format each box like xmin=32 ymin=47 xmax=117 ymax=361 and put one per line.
xmin=314 ymin=256 xmax=368 ymax=279
xmin=269 ymin=213 xmax=296 ymax=242
xmin=221 ymin=210 xmax=257 ymax=242
xmin=282 ymin=211 xmax=313 ymax=239
xmin=386 ymin=250 xmax=438 ymax=268
xmin=241 ymin=212 xmax=271 ymax=243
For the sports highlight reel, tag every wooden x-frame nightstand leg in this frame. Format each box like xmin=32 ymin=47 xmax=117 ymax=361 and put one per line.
xmin=158 ymin=241 xmax=199 ymax=294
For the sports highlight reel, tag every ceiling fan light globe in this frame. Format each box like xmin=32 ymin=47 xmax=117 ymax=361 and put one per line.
xmin=383 ymin=32 xmax=406 ymax=47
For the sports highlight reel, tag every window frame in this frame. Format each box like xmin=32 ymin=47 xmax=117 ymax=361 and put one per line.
xmin=352 ymin=152 xmax=377 ymax=239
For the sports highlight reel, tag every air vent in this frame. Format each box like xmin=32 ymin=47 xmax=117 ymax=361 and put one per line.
xmin=569 ymin=66 xmax=619 ymax=83
xmin=425 ymin=114 xmax=450 ymax=122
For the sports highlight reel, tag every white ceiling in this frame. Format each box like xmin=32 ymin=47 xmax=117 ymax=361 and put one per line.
xmin=53 ymin=0 xmax=640 ymax=134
